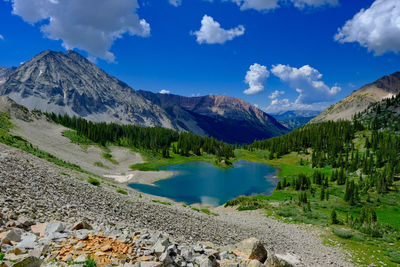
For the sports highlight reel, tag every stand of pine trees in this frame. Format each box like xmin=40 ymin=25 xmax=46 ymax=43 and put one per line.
xmin=250 ymin=118 xmax=399 ymax=197
xmin=47 ymin=113 xmax=234 ymax=159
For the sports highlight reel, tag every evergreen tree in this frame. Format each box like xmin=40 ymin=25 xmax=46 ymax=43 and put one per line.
xmin=320 ymin=188 xmax=325 ymax=201
xmin=330 ymin=209 xmax=339 ymax=224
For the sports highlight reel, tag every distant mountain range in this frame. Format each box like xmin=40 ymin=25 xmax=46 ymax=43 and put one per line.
xmin=0 ymin=50 xmax=288 ymax=143
xmin=271 ymin=110 xmax=320 ymax=130
xmin=137 ymin=91 xmax=288 ymax=143
xmin=311 ymin=72 xmax=400 ymax=123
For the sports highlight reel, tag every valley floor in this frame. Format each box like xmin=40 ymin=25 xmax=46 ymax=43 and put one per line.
xmin=0 ymin=143 xmax=352 ymax=266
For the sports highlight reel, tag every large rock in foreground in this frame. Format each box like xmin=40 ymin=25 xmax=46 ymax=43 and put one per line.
xmin=233 ymin=238 xmax=268 ymax=263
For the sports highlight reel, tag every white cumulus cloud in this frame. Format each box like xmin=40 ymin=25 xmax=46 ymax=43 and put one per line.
xmin=243 ymin=63 xmax=269 ymax=95
xmin=291 ymin=0 xmax=338 ymax=9
xmin=228 ymin=0 xmax=337 ymax=12
xmin=269 ymin=90 xmax=285 ymax=99
xmin=169 ymin=0 xmax=182 ymax=7
xmin=271 ymin=64 xmax=340 ymax=104
xmin=230 ymin=0 xmax=280 ymax=12
xmin=159 ymin=89 xmax=170 ymax=94
xmin=192 ymin=15 xmax=245 ymax=44
xmin=0 ymin=34 xmax=4 ymax=40
xmin=263 ymin=98 xmax=327 ymax=113
xmin=335 ymin=0 xmax=400 ymax=55
xmin=9 ymin=0 xmax=150 ymax=62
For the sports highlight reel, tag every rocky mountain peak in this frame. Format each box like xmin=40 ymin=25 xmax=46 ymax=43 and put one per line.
xmin=372 ymin=71 xmax=400 ymax=93
xmin=0 ymin=50 xmax=173 ymax=128
xmin=311 ymin=71 xmax=400 ymax=123
xmin=0 ymin=49 xmax=288 ymax=143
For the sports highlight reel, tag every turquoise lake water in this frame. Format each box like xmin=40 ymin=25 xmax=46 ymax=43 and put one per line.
xmin=128 ymin=160 xmax=277 ymax=206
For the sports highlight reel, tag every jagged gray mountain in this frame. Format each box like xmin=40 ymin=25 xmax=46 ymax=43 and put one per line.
xmin=271 ymin=110 xmax=320 ymax=130
xmin=137 ymin=91 xmax=288 ymax=143
xmin=0 ymin=66 xmax=16 ymax=85
xmin=0 ymin=50 xmax=288 ymax=143
xmin=311 ymin=72 xmax=400 ymax=123
xmin=0 ymin=50 xmax=174 ymax=128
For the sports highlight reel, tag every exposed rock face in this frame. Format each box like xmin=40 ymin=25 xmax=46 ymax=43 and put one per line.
xmin=0 ymin=50 xmax=173 ymax=128
xmin=0 ymin=50 xmax=288 ymax=144
xmin=311 ymin=72 xmax=400 ymax=123
xmin=0 ymin=66 xmax=16 ymax=85
xmin=138 ymin=91 xmax=288 ymax=143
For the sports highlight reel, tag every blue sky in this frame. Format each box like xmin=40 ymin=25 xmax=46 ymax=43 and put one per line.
xmin=0 ymin=0 xmax=399 ymax=113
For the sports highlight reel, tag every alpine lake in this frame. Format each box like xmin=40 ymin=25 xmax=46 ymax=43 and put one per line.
xmin=129 ymin=160 xmax=277 ymax=206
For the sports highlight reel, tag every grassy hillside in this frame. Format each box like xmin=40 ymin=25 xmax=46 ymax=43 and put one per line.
xmin=227 ymin=118 xmax=400 ymax=266
xmin=1 ymin=106 xmax=400 ymax=266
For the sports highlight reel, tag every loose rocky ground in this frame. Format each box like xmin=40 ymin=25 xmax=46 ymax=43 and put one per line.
xmin=0 ymin=143 xmax=353 ymax=266
xmin=10 ymin=118 xmax=171 ymax=184
xmin=0 ymin=219 xmax=292 ymax=267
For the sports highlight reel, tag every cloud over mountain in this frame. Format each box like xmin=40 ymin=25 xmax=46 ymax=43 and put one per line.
xmin=159 ymin=89 xmax=170 ymax=94
xmin=244 ymin=63 xmax=269 ymax=95
xmin=10 ymin=0 xmax=150 ymax=62
xmin=271 ymin=64 xmax=340 ymax=104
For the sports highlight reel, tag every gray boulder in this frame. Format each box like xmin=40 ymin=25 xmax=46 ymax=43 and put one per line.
xmin=152 ymin=238 xmax=169 ymax=256
xmin=160 ymin=251 xmax=173 ymax=265
xmin=233 ymin=238 xmax=268 ymax=263
xmin=74 ymin=254 xmax=88 ymax=263
xmin=197 ymin=255 xmax=219 ymax=267
xmin=0 ymin=229 xmax=22 ymax=244
xmin=45 ymin=222 xmax=65 ymax=236
xmin=72 ymin=221 xmax=93 ymax=231
xmin=16 ymin=233 xmax=38 ymax=249
xmin=139 ymin=262 xmax=162 ymax=267
xmin=11 ymin=256 xmax=42 ymax=267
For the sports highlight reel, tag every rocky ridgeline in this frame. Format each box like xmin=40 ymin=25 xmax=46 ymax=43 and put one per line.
xmin=0 ymin=216 xmax=293 ymax=267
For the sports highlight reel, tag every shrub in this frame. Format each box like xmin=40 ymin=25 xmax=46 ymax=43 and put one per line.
xmin=152 ymin=200 xmax=171 ymax=205
xmin=88 ymin=178 xmax=100 ymax=186
xmin=333 ymin=228 xmax=353 ymax=239
xmin=116 ymin=189 xmax=128 ymax=195
xmin=386 ymin=250 xmax=400 ymax=264
xmin=102 ymin=152 xmax=118 ymax=165
xmin=225 ymin=195 xmax=266 ymax=211
xmin=276 ymin=207 xmax=296 ymax=218
xmin=84 ymin=258 xmax=97 ymax=267
xmin=0 ymin=252 xmax=5 ymax=261
xmin=200 ymin=208 xmax=211 ymax=215
xmin=94 ymin=161 xmax=110 ymax=169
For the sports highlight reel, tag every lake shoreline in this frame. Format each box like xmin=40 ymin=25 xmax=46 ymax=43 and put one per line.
xmin=128 ymin=160 xmax=279 ymax=207
xmin=104 ymin=170 xmax=173 ymax=184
